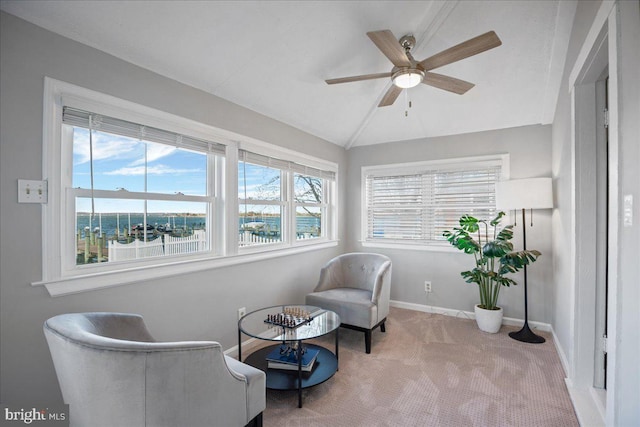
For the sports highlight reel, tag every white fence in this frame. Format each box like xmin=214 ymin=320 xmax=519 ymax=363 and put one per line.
xmin=109 ymin=230 xmax=317 ymax=258
xmin=108 ymin=230 xmax=206 ymax=262
xmin=239 ymin=231 xmax=280 ymax=247
xmin=238 ymin=231 xmax=317 ymax=247
xmin=165 ymin=230 xmax=206 ymax=255
xmin=108 ymin=238 xmax=164 ymax=262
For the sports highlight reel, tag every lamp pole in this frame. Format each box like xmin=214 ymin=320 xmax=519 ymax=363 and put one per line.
xmin=509 ymin=208 xmax=545 ymax=344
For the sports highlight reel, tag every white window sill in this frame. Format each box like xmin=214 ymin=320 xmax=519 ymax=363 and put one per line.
xmin=33 ymin=240 xmax=338 ymax=297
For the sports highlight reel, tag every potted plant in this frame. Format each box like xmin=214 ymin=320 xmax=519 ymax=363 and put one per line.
xmin=443 ymin=212 xmax=541 ymax=333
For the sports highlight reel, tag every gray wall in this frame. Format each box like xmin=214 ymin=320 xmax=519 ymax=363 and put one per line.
xmin=347 ymin=125 xmax=553 ymax=322
xmin=0 ymin=12 xmax=347 ymax=403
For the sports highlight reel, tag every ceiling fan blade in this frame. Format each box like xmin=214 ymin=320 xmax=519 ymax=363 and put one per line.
xmin=419 ymin=31 xmax=502 ymax=71
xmin=423 ymin=72 xmax=475 ymax=94
xmin=367 ymin=30 xmax=412 ymax=67
xmin=378 ymin=85 xmax=403 ymax=107
xmin=325 ymin=72 xmax=391 ymax=85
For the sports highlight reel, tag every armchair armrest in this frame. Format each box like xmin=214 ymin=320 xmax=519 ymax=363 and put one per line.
xmin=370 ymin=260 xmax=392 ymax=304
xmin=225 ymin=356 xmax=266 ymax=422
xmin=313 ymin=257 xmax=344 ymax=292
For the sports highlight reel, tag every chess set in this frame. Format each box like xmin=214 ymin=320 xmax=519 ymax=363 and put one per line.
xmin=264 ymin=307 xmax=313 ymax=329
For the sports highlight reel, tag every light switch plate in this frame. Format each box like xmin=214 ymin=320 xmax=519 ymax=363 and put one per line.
xmin=623 ymin=194 xmax=633 ymax=227
xmin=18 ymin=179 xmax=48 ymax=203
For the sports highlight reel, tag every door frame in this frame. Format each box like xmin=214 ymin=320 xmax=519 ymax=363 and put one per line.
xmin=568 ymin=1 xmax=619 ymax=425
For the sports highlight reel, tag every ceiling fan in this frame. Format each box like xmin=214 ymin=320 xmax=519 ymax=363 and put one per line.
xmin=325 ymin=30 xmax=502 ymax=107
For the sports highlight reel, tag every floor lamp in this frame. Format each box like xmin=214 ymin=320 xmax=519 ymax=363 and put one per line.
xmin=496 ymin=178 xmax=553 ymax=344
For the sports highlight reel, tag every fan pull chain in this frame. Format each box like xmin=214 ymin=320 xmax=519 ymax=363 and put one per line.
xmin=405 ymin=90 xmax=412 ymax=117
xmin=530 ymin=208 xmax=534 ymax=226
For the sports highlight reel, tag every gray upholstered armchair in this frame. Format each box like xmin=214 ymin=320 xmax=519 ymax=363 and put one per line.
xmin=306 ymin=253 xmax=392 ymax=353
xmin=44 ymin=312 xmax=265 ymax=427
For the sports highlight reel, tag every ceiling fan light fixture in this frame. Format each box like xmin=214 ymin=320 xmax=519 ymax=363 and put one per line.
xmin=392 ymin=68 xmax=424 ymax=89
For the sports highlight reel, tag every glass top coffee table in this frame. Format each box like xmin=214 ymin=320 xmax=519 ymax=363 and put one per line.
xmin=238 ymin=304 xmax=340 ymax=408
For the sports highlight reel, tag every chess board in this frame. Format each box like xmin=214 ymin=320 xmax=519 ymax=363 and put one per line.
xmin=264 ymin=308 xmax=312 ymax=329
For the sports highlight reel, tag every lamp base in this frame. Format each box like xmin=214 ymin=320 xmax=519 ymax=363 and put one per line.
xmin=509 ymin=322 xmax=545 ymax=344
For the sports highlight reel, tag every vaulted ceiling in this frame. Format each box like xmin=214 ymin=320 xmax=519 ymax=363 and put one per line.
xmin=1 ymin=1 xmax=576 ymax=148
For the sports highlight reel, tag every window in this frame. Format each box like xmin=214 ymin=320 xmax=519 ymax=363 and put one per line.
xmin=294 ymin=172 xmax=326 ymax=241
xmin=38 ymin=78 xmax=338 ymax=296
xmin=64 ymin=107 xmax=221 ymax=267
xmin=238 ymin=150 xmax=335 ymax=248
xmin=362 ymin=155 xmax=508 ymax=248
xmin=238 ymin=154 xmax=284 ymax=247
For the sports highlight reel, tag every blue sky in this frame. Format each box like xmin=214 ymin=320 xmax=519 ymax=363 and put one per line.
xmin=73 ymin=127 xmax=207 ymax=213
xmin=72 ymin=127 xmax=297 ymax=215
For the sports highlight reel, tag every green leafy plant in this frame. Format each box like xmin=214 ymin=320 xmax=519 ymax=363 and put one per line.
xmin=443 ymin=212 xmax=541 ymax=310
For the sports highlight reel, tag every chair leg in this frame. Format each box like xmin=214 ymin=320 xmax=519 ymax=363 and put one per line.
xmin=365 ymin=329 xmax=372 ymax=354
xmin=380 ymin=320 xmax=386 ymax=333
xmin=246 ymin=412 xmax=263 ymax=427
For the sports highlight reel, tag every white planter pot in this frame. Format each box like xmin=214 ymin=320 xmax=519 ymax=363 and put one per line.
xmin=474 ymin=304 xmax=503 ymax=333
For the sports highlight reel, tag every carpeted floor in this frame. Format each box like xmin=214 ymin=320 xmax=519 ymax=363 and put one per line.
xmin=260 ymin=307 xmax=578 ymax=427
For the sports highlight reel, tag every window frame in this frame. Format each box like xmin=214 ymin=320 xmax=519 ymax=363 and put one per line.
xmin=238 ymin=154 xmax=287 ymax=249
xmin=293 ymin=172 xmax=329 ymax=242
xmin=361 ymin=154 xmax=509 ymax=252
xmin=37 ymin=78 xmax=338 ymax=296
xmin=65 ymin=188 xmax=217 ymax=272
xmin=235 ymin=145 xmax=337 ymax=254
xmin=61 ymin=111 xmax=220 ymax=271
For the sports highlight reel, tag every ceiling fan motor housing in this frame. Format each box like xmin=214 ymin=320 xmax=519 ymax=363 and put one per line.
xmin=399 ymin=34 xmax=416 ymax=50
xmin=393 ymin=35 xmax=425 ymax=88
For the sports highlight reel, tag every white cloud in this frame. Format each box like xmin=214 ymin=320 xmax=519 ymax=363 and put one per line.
xmin=73 ymin=130 xmax=140 ymax=164
xmin=129 ymin=144 xmax=177 ymax=166
xmin=104 ymin=164 xmax=202 ymax=176
xmin=73 ymin=130 xmax=178 ymax=166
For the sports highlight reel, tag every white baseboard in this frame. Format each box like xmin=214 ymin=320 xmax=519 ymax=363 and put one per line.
xmin=565 ymin=378 xmax=606 ymax=427
xmin=550 ymin=326 xmax=571 ymax=377
xmin=390 ymin=300 xmax=552 ymax=332
xmin=590 ymin=386 xmax=607 ymax=421
xmin=224 ymin=336 xmax=263 ymax=360
xmin=551 ymin=328 xmax=606 ymax=427
xmin=551 ymin=326 xmax=606 ymax=426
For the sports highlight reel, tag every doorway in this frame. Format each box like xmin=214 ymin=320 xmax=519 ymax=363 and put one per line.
xmin=593 ymin=74 xmax=608 ymax=398
xmin=569 ymin=3 xmax=622 ymax=423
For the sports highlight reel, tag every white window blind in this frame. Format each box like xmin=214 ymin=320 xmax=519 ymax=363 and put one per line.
xmin=239 ymin=149 xmax=336 ymax=180
xmin=365 ymin=159 xmax=503 ymax=244
xmin=63 ymin=107 xmax=226 ymax=155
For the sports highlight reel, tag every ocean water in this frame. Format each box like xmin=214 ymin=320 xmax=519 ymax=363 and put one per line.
xmin=76 ymin=213 xmax=320 ymax=237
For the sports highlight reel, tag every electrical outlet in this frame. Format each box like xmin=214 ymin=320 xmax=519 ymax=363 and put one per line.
xmin=237 ymin=307 xmax=246 ymax=320
xmin=424 ymin=281 xmax=432 ymax=293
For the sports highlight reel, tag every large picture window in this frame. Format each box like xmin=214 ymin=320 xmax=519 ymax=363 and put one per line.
xmin=39 ymin=78 xmax=338 ymax=295
xmin=63 ymin=107 xmax=221 ymax=267
xmin=362 ymin=155 xmax=508 ymax=248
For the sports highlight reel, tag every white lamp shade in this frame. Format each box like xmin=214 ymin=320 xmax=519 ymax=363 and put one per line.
xmin=495 ymin=178 xmax=553 ymax=210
